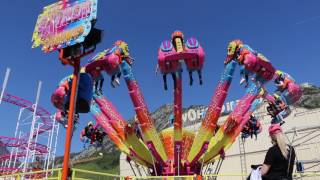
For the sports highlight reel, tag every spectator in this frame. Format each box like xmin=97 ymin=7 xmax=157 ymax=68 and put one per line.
xmin=259 ymin=124 xmax=296 ymax=180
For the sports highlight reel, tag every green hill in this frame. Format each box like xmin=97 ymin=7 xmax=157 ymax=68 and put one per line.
xmin=73 ymin=150 xmax=120 ymax=174
xmin=64 ymin=150 xmax=121 ymax=179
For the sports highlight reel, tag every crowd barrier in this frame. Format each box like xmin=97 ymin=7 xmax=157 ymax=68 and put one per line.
xmin=0 ymin=168 xmax=319 ymax=179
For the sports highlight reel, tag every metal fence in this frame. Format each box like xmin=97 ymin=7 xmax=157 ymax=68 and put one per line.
xmin=0 ymin=168 xmax=319 ymax=180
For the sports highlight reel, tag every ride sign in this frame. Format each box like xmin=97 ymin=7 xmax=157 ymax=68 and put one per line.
xmin=32 ymin=0 xmax=98 ymax=53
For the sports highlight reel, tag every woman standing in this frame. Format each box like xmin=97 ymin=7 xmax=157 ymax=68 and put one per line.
xmin=259 ymin=124 xmax=296 ymax=180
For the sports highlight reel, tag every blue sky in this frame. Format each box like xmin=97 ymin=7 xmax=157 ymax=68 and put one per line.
xmin=0 ymin=0 xmax=319 ymax=156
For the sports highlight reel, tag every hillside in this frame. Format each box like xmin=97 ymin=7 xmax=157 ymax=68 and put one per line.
xmin=73 ymin=150 xmax=120 ymax=175
xmin=295 ymin=83 xmax=320 ymax=109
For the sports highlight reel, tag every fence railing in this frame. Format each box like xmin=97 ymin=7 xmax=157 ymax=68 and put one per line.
xmin=0 ymin=168 xmax=319 ymax=179
xmin=0 ymin=168 xmax=62 ymax=179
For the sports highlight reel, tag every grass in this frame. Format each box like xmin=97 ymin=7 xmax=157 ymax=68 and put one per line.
xmin=72 ymin=150 xmax=121 ymax=179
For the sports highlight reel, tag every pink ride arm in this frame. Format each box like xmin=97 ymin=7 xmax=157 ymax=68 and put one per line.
xmin=187 ymin=61 xmax=237 ymax=164
xmin=158 ymin=34 xmax=205 ymax=171
xmin=121 ymin=61 xmax=168 ymax=164
xmin=91 ymin=104 xmax=130 ymax=153
xmin=240 ymin=50 xmax=275 ymax=81
xmin=173 ymin=73 xmax=183 ymax=168
xmin=93 ymin=95 xmax=128 ymax=140
xmin=286 ymin=81 xmax=303 ymax=104
xmin=84 ymin=44 xmax=168 ymax=165
xmin=84 ymin=47 xmax=156 ymax=166
xmin=85 ymin=51 xmax=121 ymax=77
xmin=201 ymin=85 xmax=265 ymax=163
xmin=93 ymin=95 xmax=154 ymax=166
xmin=126 ymin=80 xmax=167 ymax=163
xmin=91 ymin=101 xmax=153 ymax=166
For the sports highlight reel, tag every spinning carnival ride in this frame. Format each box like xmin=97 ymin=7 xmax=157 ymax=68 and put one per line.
xmin=51 ymin=33 xmax=302 ymax=176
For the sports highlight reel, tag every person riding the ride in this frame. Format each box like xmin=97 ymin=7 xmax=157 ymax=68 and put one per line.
xmin=80 ymin=121 xmax=95 ymax=146
xmin=274 ymin=70 xmax=293 ymax=93
xmin=267 ymin=94 xmax=290 ymax=125
xmin=241 ymin=115 xmax=262 ymax=140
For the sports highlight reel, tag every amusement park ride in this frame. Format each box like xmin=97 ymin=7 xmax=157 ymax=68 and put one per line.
xmin=49 ymin=34 xmax=302 ymax=177
xmin=0 ymin=0 xmax=304 ymax=179
xmin=0 ymin=69 xmax=59 ymax=178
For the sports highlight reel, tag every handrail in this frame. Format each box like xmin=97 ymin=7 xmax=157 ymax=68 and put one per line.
xmin=0 ymin=167 xmax=319 ymax=179
xmin=0 ymin=168 xmax=62 ymax=178
xmin=72 ymin=168 xmax=123 ymax=178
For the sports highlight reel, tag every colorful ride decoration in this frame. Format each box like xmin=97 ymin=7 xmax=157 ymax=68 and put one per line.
xmin=32 ymin=0 xmax=98 ymax=53
xmin=157 ymin=31 xmax=205 ymax=173
xmin=158 ymin=30 xmax=204 ymax=89
xmin=32 ymin=1 xmax=102 ymax=179
xmin=51 ymin=36 xmax=302 ymax=176
xmin=198 ymin=40 xmax=302 ymax=165
xmin=52 ymin=72 xmax=93 ymax=126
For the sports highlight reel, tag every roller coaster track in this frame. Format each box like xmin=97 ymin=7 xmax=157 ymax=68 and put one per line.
xmin=0 ymin=92 xmax=53 ymax=174
xmin=1 ymin=93 xmax=52 ymax=135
